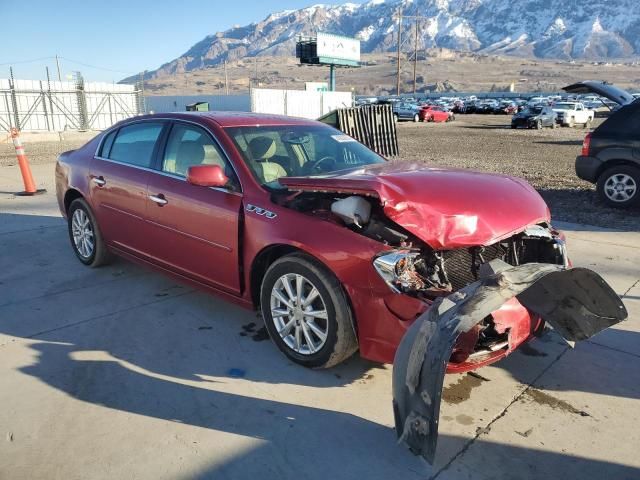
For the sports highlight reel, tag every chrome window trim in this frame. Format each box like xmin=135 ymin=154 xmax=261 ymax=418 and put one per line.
xmin=93 ymin=155 xmax=242 ymax=197
xmin=93 ymin=116 xmax=244 ymax=194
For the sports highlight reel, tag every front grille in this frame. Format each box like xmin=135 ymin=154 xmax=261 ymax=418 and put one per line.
xmin=443 ymin=243 xmax=507 ymax=291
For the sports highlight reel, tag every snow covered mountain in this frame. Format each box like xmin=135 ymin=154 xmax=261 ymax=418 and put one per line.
xmin=142 ymin=0 xmax=640 ymax=78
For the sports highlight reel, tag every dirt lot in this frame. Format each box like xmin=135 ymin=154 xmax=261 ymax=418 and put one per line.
xmin=1 ymin=115 xmax=638 ymax=230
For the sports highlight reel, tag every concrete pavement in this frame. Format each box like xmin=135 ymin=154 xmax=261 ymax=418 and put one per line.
xmin=0 ymin=163 xmax=639 ymax=479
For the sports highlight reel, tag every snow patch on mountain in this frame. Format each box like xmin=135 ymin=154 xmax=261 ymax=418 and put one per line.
xmin=137 ymin=0 xmax=640 ymax=80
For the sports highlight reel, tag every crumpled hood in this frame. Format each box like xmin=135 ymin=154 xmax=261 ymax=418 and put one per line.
xmin=279 ymin=162 xmax=550 ymax=249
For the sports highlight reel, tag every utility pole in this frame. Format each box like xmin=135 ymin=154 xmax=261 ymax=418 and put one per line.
xmin=413 ymin=18 xmax=419 ymax=95
xmin=55 ymin=55 xmax=62 ymax=82
xmin=254 ymin=56 xmax=258 ymax=86
xmin=396 ymin=6 xmax=403 ymax=96
xmin=224 ymin=60 xmax=229 ymax=95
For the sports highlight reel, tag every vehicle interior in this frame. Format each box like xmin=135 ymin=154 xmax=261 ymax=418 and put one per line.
xmin=227 ymin=126 xmax=385 ymax=187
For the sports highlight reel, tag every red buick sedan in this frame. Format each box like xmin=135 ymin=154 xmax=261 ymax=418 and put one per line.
xmin=55 ymin=112 xmax=613 ymax=376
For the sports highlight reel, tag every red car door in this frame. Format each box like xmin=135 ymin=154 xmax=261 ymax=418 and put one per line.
xmin=145 ymin=121 xmax=242 ymax=294
xmin=89 ymin=121 xmax=166 ymax=257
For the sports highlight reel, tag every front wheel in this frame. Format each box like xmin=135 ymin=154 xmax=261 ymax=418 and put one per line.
xmin=597 ymin=165 xmax=640 ymax=208
xmin=536 ymin=120 xmax=542 ymax=130
xmin=393 ymin=114 xmax=399 ymax=123
xmin=260 ymin=254 xmax=358 ymax=368
xmin=413 ymin=114 xmax=420 ymax=122
xmin=67 ymin=198 xmax=111 ymax=267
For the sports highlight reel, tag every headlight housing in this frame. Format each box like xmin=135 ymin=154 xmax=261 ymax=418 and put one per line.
xmin=373 ymin=251 xmax=422 ymax=293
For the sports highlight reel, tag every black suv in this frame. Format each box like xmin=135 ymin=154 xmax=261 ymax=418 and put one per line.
xmin=564 ymin=81 xmax=639 ymax=208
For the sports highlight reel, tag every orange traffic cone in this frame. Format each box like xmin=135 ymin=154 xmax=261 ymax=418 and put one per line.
xmin=10 ymin=128 xmax=46 ymax=196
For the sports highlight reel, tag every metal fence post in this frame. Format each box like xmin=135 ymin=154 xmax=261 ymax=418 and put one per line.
xmin=9 ymin=67 xmax=20 ymax=130
xmin=74 ymin=71 xmax=88 ymax=130
xmin=135 ymin=79 xmax=145 ymax=114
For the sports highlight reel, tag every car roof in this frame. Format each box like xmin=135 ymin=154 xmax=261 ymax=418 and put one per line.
xmin=134 ymin=111 xmax=321 ymax=128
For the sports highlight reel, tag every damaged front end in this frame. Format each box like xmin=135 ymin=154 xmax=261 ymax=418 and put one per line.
xmin=391 ymin=260 xmax=627 ymax=464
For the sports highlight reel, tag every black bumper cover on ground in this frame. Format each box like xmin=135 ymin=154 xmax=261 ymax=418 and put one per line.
xmin=392 ymin=260 xmax=627 ymax=464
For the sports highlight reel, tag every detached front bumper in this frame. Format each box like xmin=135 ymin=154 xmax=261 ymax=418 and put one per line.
xmin=392 ymin=260 xmax=627 ymax=464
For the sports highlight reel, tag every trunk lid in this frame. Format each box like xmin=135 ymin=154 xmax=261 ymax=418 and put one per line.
xmin=562 ymin=81 xmax=635 ymax=106
xmin=279 ymin=162 xmax=550 ymax=250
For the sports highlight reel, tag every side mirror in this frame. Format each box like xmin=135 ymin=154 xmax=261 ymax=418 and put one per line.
xmin=186 ymin=165 xmax=229 ymax=188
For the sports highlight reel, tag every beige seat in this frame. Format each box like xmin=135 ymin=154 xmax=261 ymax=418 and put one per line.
xmin=174 ymin=141 xmax=205 ymax=176
xmin=248 ymin=137 xmax=288 ymax=183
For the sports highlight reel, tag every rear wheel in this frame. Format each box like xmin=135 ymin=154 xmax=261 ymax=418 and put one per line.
xmin=413 ymin=114 xmax=420 ymax=123
xmin=568 ymin=117 xmax=575 ymax=128
xmin=67 ymin=198 xmax=111 ymax=267
xmin=393 ymin=114 xmax=399 ymax=123
xmin=260 ymin=254 xmax=358 ymax=368
xmin=584 ymin=118 xmax=592 ymax=128
xmin=536 ymin=120 xmax=542 ymax=130
xmin=597 ymin=165 xmax=640 ymax=208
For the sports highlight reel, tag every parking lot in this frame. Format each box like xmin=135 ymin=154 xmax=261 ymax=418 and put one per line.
xmin=1 ymin=120 xmax=639 ymax=479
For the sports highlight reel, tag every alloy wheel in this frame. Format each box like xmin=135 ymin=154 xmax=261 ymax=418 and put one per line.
xmin=270 ymin=273 xmax=328 ymax=355
xmin=71 ymin=208 xmax=95 ymax=258
xmin=604 ymin=173 xmax=637 ymax=203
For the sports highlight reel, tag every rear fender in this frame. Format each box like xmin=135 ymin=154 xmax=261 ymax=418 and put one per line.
xmin=392 ymin=260 xmax=627 ymax=464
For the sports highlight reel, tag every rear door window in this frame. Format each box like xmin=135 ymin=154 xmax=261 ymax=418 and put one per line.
xmin=107 ymin=122 xmax=164 ymax=168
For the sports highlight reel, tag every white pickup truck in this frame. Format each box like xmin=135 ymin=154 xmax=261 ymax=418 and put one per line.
xmin=552 ymin=102 xmax=594 ymax=127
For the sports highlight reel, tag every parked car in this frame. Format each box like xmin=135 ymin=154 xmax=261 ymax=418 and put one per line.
xmin=511 ymin=105 xmax=557 ymax=129
xmin=392 ymin=102 xmax=420 ymax=122
xmin=564 ymin=81 xmax=639 ymax=207
xmin=552 ymin=102 xmax=594 ymax=127
xmin=476 ymin=100 xmax=499 ymax=114
xmin=496 ymin=101 xmax=517 ymax=115
xmin=419 ymin=105 xmax=453 ymax=122
xmin=56 ymin=111 xmax=626 ymax=464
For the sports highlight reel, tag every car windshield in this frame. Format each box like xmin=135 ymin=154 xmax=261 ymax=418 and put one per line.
xmin=526 ymin=107 xmax=543 ymax=114
xmin=226 ymin=125 xmax=386 ymax=189
xmin=554 ymin=103 xmax=574 ymax=110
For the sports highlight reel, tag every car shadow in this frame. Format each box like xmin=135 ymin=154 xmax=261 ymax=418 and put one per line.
xmin=534 ymin=140 xmax=583 ymax=146
xmin=2 ymin=212 xmax=640 ymax=477
xmin=536 ymin=188 xmax=640 ymax=230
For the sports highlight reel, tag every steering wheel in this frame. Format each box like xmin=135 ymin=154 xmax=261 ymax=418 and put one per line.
xmin=302 ymin=156 xmax=336 ymax=175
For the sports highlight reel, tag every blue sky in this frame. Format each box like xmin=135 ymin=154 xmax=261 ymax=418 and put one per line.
xmin=2 ymin=0 xmax=359 ymax=82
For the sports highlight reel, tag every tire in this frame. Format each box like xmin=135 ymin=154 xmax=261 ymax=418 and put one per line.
xmin=584 ymin=118 xmax=592 ymax=129
xmin=596 ymin=165 xmax=640 ymax=208
xmin=552 ymin=121 xmax=557 ymax=129
xmin=568 ymin=117 xmax=575 ymax=128
xmin=536 ymin=120 xmax=542 ymax=130
xmin=67 ymin=198 xmax=111 ymax=267
xmin=413 ymin=114 xmax=420 ymax=123
xmin=393 ymin=114 xmax=399 ymax=123
xmin=260 ymin=254 xmax=358 ymax=368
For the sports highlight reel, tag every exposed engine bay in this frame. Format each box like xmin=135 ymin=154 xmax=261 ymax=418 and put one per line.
xmin=279 ymin=192 xmax=568 ymax=300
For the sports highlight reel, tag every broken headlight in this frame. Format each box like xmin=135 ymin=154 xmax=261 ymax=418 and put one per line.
xmin=373 ymin=251 xmax=424 ymax=293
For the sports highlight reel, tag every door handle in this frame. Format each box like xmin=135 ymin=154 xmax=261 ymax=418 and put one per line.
xmin=92 ymin=176 xmax=106 ymax=187
xmin=149 ymin=194 xmax=168 ymax=206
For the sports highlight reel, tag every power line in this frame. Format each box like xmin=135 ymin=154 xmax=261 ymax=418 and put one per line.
xmin=0 ymin=55 xmax=137 ymax=75
xmin=0 ymin=56 xmax=54 ymax=67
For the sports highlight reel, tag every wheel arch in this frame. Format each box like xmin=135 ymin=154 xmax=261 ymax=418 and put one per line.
xmin=249 ymin=243 xmax=359 ymax=338
xmin=596 ymin=158 xmax=640 ymax=180
xmin=63 ymin=188 xmax=85 ymax=214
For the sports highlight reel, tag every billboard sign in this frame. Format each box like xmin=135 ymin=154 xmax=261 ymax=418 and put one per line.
xmin=317 ymin=32 xmax=360 ymax=64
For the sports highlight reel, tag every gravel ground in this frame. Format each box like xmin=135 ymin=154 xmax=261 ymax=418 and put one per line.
xmin=396 ymin=114 xmax=640 ymax=231
xmin=1 ymin=116 xmax=638 ymax=230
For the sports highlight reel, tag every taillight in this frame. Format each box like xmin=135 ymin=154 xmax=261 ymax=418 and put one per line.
xmin=581 ymin=132 xmax=592 ymax=156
